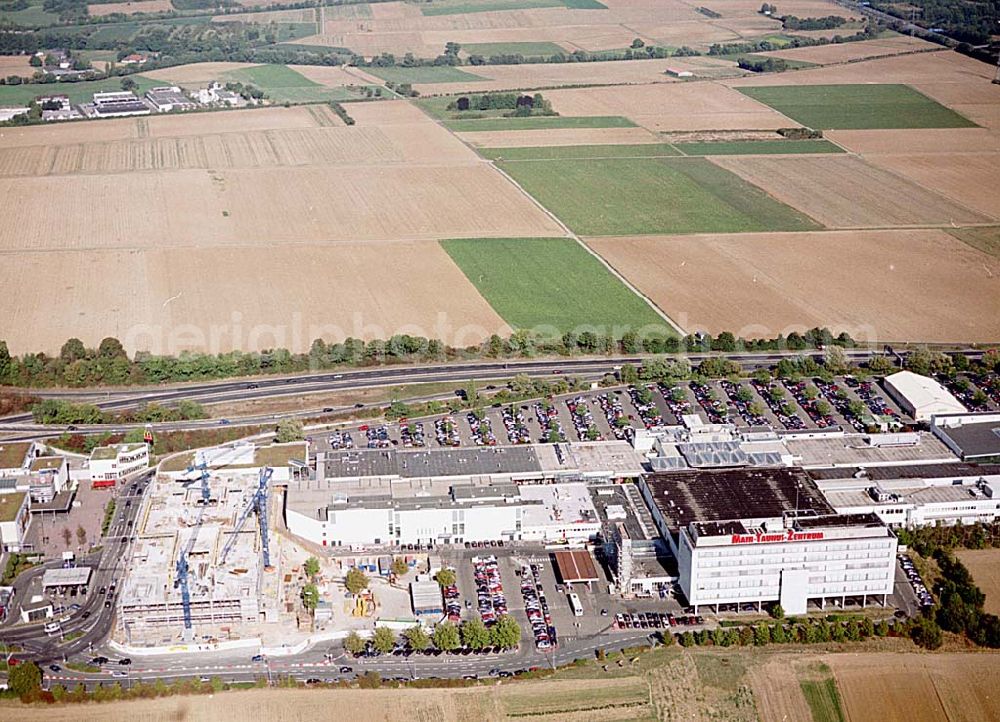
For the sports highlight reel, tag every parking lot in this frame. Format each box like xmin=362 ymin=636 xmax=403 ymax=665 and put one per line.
xmin=308 ymin=368 xmax=1000 ymax=457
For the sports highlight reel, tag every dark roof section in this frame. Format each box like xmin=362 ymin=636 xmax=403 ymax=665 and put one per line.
xmin=935 ymin=421 xmax=1000 ymax=459
xmin=552 ymin=550 xmax=600 ymax=583
xmin=807 ymin=462 xmax=1000 ymax=481
xmin=644 ymin=467 xmax=834 ymax=534
xmin=797 ymin=512 xmax=884 ymax=529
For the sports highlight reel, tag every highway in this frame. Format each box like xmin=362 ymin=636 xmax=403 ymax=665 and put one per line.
xmin=2 ymin=349 xmax=962 ymax=433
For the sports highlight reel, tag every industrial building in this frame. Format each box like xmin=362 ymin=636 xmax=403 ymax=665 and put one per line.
xmin=144 ymin=86 xmax=197 ymax=112
xmin=0 ymin=489 xmax=30 ymax=552
xmin=932 ymin=412 xmax=1000 ymax=461
xmin=811 ymin=463 xmax=1000 ymax=528
xmin=884 ymin=370 xmax=966 ymax=422
xmin=83 ymin=91 xmax=151 ymax=117
xmin=640 ymin=468 xmax=897 ymax=615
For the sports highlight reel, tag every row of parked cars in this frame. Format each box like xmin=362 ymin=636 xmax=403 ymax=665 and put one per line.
xmin=519 ymin=563 xmax=556 ymax=650
xmin=596 ymin=392 xmax=634 ymax=442
xmin=851 ymin=379 xmax=901 ymax=422
xmin=501 ymin=405 xmax=532 ymax=445
xmin=533 ymin=402 xmax=566 ymax=443
xmin=328 ymin=430 xmax=354 ymax=450
xmin=690 ymin=381 xmax=727 ymax=424
xmin=628 ymin=386 xmax=663 ymax=428
xmin=751 ymin=379 xmax=805 ymax=430
xmin=899 ymin=554 xmax=933 ymax=608
xmin=473 ymin=555 xmax=507 ymax=626
xmin=468 ymin=412 xmax=498 ymax=446
xmin=784 ymin=380 xmax=837 ymax=428
xmin=441 ymin=568 xmax=462 ymax=623
xmin=720 ymin=380 xmax=768 ymax=427
xmin=399 ymin=422 xmax=426 ymax=448
xmin=435 ymin=418 xmax=461 ymax=447
xmin=814 ymin=378 xmax=866 ymax=432
xmin=364 ymin=425 xmax=392 ymax=449
xmin=615 ymin=612 xmax=703 ymax=630
xmin=566 ymin=396 xmax=601 ymax=441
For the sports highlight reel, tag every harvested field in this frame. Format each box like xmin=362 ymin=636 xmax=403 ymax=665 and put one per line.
xmin=500 ymin=156 xmax=819 ymax=235
xmin=710 ymin=155 xmax=992 ymax=227
xmin=0 ymin=101 xmax=559 ymax=354
xmin=825 ymin=127 xmax=1000 ymax=155
xmin=760 ymin=35 xmax=939 ymax=65
xmin=141 ymin=61 xmax=262 ymax=86
xmin=0 ymin=54 xmax=32 ymax=78
xmin=948 ymin=227 xmax=1000 ymax=258
xmin=411 ymin=57 xmax=742 ymax=95
xmin=824 ymin=652 xmax=1000 ymax=722
xmin=864 ymin=153 xmax=1000 ymax=219
xmin=87 ymin=0 xmax=171 ymax=15
xmin=586 ymin=229 xmax=1000 ymax=343
xmin=749 ymin=656 xmax=813 ymax=722
xmin=0 ymin=241 xmax=511 ymax=356
xmin=457 ymin=126 xmax=661 ymax=147
xmin=955 ymin=550 xmax=1000 ymax=615
xmin=444 ymin=115 xmax=636 ymax=131
xmin=725 ymin=47 xmax=995 ymax=88
xmin=545 ymin=82 xmax=795 ymax=132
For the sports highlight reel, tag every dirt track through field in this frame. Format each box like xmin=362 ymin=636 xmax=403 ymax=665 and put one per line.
xmin=586 ymin=229 xmax=1000 ymax=343
xmin=710 ymin=154 xmax=993 ymax=227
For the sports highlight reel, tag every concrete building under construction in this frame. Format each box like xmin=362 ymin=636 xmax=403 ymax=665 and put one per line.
xmin=117 ymin=443 xmax=305 ymax=645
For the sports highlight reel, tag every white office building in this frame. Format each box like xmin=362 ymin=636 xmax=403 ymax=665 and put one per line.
xmin=89 ymin=443 xmax=149 ymax=483
xmin=640 ymin=468 xmax=897 ymax=615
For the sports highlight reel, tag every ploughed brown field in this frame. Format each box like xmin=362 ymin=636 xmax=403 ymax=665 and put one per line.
xmin=86 ymin=0 xmax=172 ymax=16
xmin=0 ymin=101 xmax=557 ymax=355
xmin=585 ymin=230 xmax=1000 ymax=343
xmin=956 ymin=550 xmax=1000 ymax=616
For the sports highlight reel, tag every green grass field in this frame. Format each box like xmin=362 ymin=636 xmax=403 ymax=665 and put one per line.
xmin=440 ymin=237 xmax=670 ymax=335
xmin=221 ymin=64 xmax=361 ymax=103
xmin=0 ymin=0 xmax=58 ymax=26
xmin=800 ymin=676 xmax=846 ymax=722
xmin=446 ymin=115 xmax=635 ymax=132
xmin=739 ymin=84 xmax=978 ymax=129
xmin=462 ymin=41 xmax=567 ymax=57
xmin=497 ymin=157 xmax=820 ymax=235
xmin=363 ymin=65 xmax=485 ymax=84
xmin=674 ymin=139 xmax=843 ymax=155
xmin=420 ymin=0 xmax=604 ymax=15
xmin=478 ymin=143 xmax=681 ymax=160
xmin=0 ymin=74 xmax=159 ymax=106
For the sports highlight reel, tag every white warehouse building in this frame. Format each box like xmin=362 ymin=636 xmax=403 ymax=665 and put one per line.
xmin=884 ymin=371 xmax=966 ymax=422
xmin=640 ymin=468 xmax=897 ymax=615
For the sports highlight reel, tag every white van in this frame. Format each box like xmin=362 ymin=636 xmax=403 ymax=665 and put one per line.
xmin=43 ymin=621 xmax=61 ymax=636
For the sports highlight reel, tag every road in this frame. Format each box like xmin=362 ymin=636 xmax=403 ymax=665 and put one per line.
xmin=0 ymin=473 xmax=151 ymax=663
xmin=4 ymin=349 xmax=977 ymax=435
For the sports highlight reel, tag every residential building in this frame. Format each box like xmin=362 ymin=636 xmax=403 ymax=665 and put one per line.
xmin=0 ymin=490 xmax=30 ymax=552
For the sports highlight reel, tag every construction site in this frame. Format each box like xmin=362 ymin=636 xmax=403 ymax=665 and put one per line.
xmin=117 ymin=444 xmax=298 ymax=647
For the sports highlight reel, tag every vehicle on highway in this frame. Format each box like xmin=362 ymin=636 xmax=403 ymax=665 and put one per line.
xmin=251 ymin=654 xmax=265 ymax=663
xmin=199 ymin=676 xmax=211 ymax=683
xmin=339 ymin=666 xmax=353 ymax=673
xmin=48 ymin=664 xmax=61 ymax=672
xmin=90 ymin=656 xmax=109 ymax=665
xmin=81 ymin=611 xmax=91 ymax=619
xmin=43 ymin=621 xmax=61 ymax=635
xmin=112 ymin=671 xmax=127 ymax=678
xmin=119 ymin=658 xmax=132 ymax=665
xmin=219 ymin=419 xmax=231 ymax=425
xmin=246 ymin=383 xmax=259 ymax=389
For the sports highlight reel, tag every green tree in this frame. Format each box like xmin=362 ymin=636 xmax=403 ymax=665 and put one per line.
xmin=910 ymin=616 xmax=943 ymax=650
xmin=275 ymin=418 xmax=304 ymax=443
xmin=9 ymin=660 xmax=42 ymax=698
xmin=390 ymin=557 xmax=409 ymax=577
xmin=490 ymin=615 xmax=521 ymax=649
xmin=769 ymin=604 xmax=784 ymax=619
xmin=630 ymin=37 xmax=645 ymax=48
xmin=435 ymin=568 xmax=456 ymax=588
xmin=404 ymin=625 xmax=430 ymax=651
xmin=98 ymin=336 xmax=127 ymax=360
xmin=344 ymin=630 xmax=366 ymax=655
xmin=432 ymin=621 xmax=460 ymax=652
xmin=60 ymin=337 xmax=87 ymax=363
xmin=461 ymin=618 xmax=491 ymax=650
xmin=372 ymin=626 xmax=397 ymax=654
xmin=301 ymin=583 xmax=319 ymax=612
xmin=120 ymin=76 xmax=137 ymax=92
xmin=345 ymin=568 xmax=369 ymax=595
xmin=868 ymin=355 xmax=894 ymax=374
xmin=303 ymin=556 xmax=320 ymax=580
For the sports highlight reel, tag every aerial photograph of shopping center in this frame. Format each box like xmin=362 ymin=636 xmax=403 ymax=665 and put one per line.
xmin=0 ymin=0 xmax=999 ymax=718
